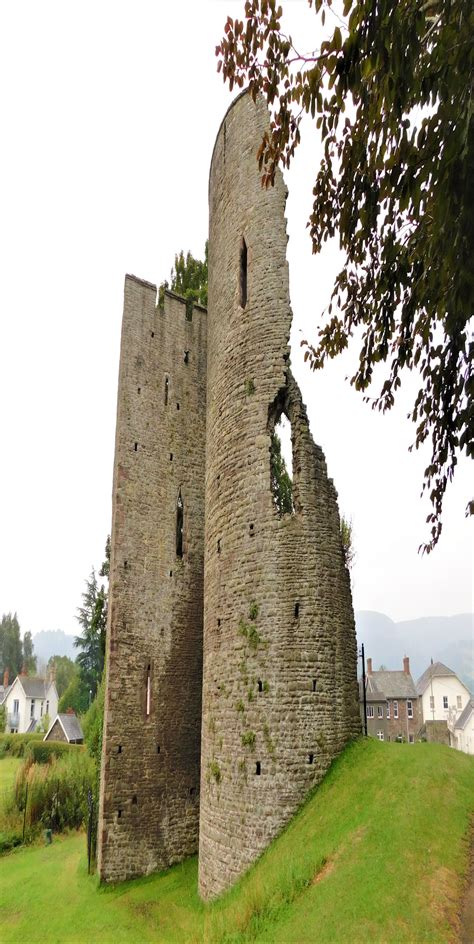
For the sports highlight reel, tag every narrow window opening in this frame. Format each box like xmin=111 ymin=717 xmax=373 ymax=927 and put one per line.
xmin=157 ymin=744 xmax=161 ymax=754
xmin=294 ymin=602 xmax=300 ymax=619
xmin=151 ymin=331 xmax=154 ymax=338
xmin=118 ymin=809 xmax=122 ymax=818
xmin=270 ymin=413 xmax=294 ymax=516
xmin=190 ymin=787 xmax=196 ymax=797
xmin=239 ymin=238 xmax=248 ymax=308
xmin=134 ymin=442 xmax=138 ymax=452
xmin=217 ymin=618 xmax=221 ymax=628
xmin=255 ymin=761 xmax=261 ymax=776
xmin=249 ymin=523 xmax=254 ymax=536
xmin=176 ymin=489 xmax=184 ymax=558
xmin=124 ymin=560 xmax=129 ymax=570
xmin=137 ymin=387 xmax=141 ymax=394
xmin=258 ymin=680 xmax=263 ymax=693
xmin=312 ymin=679 xmax=317 ymax=693
xmin=217 ymin=539 xmax=221 ymax=554
xmin=170 ymin=453 xmax=173 ymax=461
xmin=132 ymin=795 xmax=137 ymax=805
xmin=117 ymin=745 xmax=122 ymax=754
xmin=164 ymin=376 xmax=169 ymax=406
xmin=146 ymin=664 xmax=151 ymax=718
xmin=184 ymin=351 xmax=189 ymax=364
xmin=308 ymin=753 xmax=314 ymax=765
xmin=177 ymin=402 xmax=180 ymax=411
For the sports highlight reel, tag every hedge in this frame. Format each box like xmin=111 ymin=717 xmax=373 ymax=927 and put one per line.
xmin=0 ymin=733 xmax=44 ymax=758
xmin=25 ymin=741 xmax=84 ymax=764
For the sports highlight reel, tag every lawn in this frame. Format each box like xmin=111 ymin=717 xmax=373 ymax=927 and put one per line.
xmin=0 ymin=756 xmax=22 ymax=802
xmin=0 ymin=739 xmax=472 ymax=943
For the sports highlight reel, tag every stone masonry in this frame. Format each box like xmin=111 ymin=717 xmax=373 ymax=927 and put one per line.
xmin=98 ymin=280 xmax=206 ymax=882
xmin=98 ymin=90 xmax=360 ymax=896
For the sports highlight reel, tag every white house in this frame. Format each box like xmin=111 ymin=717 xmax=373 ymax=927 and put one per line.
xmin=454 ymin=700 xmax=474 ymax=755
xmin=416 ymin=661 xmax=471 ymax=740
xmin=1 ymin=673 xmax=59 ymax=734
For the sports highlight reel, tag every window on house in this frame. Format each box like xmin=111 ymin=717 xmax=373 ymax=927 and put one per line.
xmin=377 ymin=731 xmax=384 ymax=741
xmin=46 ymin=700 xmax=49 ymax=715
xmin=377 ymin=705 xmax=383 ymax=718
xmin=457 ymin=695 xmax=462 ymax=709
xmin=13 ymin=699 xmax=19 ymax=715
xmin=40 ymin=702 xmax=44 ymax=717
xmin=387 ymin=703 xmax=390 ymax=719
xmin=393 ymin=701 xmax=398 ymax=719
xmin=30 ymin=699 xmax=35 ymax=718
xmin=367 ymin=705 xmax=374 ymax=718
xmin=429 ymin=695 xmax=435 ymax=710
xmin=164 ymin=376 xmax=169 ymax=406
xmin=443 ymin=696 xmax=448 ymax=709
xmin=239 ymin=238 xmax=248 ymax=308
xmin=409 ymin=734 xmax=414 ymax=743
xmin=407 ymin=700 xmax=413 ymax=718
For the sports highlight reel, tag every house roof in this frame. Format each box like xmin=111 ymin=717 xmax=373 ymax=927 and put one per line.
xmin=455 ymin=699 xmax=474 ymax=730
xmin=0 ymin=683 xmax=12 ymax=705
xmin=416 ymin=662 xmax=457 ymax=695
xmin=19 ymin=677 xmax=52 ymax=698
xmin=6 ymin=675 xmax=58 ymax=699
xmin=44 ymin=713 xmax=84 ymax=743
xmin=358 ymin=679 xmax=387 ymax=703
xmin=367 ymin=671 xmax=418 ymax=699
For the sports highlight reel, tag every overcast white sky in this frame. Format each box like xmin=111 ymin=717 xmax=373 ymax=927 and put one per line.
xmin=0 ymin=1 xmax=472 ymax=639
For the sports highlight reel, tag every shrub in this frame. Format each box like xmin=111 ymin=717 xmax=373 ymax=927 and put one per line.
xmin=241 ymin=731 xmax=256 ymax=750
xmin=25 ymin=741 xmax=83 ymax=765
xmin=0 ymin=733 xmax=43 ymax=757
xmin=15 ymin=750 xmax=95 ymax=831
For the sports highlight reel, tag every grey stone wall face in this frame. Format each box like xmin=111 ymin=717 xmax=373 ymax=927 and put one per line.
xmin=198 ymin=92 xmax=360 ymax=900
xmin=98 ymin=279 xmax=206 ymax=883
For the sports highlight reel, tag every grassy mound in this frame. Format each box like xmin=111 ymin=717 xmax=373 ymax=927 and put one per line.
xmin=0 ymin=739 xmax=472 ymax=943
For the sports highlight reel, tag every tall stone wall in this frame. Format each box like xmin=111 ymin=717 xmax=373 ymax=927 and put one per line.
xmin=98 ymin=277 xmax=206 ymax=883
xmin=198 ymin=91 xmax=360 ymax=899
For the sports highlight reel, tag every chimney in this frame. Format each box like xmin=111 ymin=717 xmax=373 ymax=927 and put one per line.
xmin=367 ymin=658 xmax=373 ymax=675
xmin=3 ymin=667 xmax=9 ymax=688
xmin=403 ymin=655 xmax=410 ymax=675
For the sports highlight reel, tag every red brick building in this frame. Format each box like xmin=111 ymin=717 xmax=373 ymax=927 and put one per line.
xmin=361 ymin=657 xmax=421 ymax=742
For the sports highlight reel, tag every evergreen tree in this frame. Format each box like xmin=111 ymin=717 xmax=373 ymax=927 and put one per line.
xmin=0 ymin=613 xmax=23 ymax=677
xmin=74 ymin=569 xmax=106 ymax=700
xmin=270 ymin=432 xmax=294 ymax=515
xmin=158 ymin=243 xmax=208 ymax=313
xmin=22 ymin=631 xmax=37 ymax=674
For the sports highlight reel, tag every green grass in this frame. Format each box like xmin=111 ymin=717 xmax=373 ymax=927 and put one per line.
xmin=0 ymin=740 xmax=472 ymax=943
xmin=0 ymin=757 xmax=22 ymax=801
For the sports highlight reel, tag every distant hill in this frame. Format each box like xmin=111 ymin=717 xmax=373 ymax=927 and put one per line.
xmin=32 ymin=629 xmax=76 ymax=668
xmin=355 ymin=611 xmax=473 ymax=691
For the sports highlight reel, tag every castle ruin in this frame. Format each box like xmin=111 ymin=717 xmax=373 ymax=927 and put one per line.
xmin=98 ymin=91 xmax=360 ymax=899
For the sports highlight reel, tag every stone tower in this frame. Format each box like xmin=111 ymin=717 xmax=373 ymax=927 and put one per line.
xmin=198 ymin=91 xmax=359 ymax=899
xmin=98 ymin=279 xmax=206 ymax=882
xmin=98 ymin=90 xmax=359 ymax=894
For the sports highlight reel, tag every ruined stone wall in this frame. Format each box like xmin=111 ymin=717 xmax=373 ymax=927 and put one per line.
xmin=98 ymin=277 xmax=206 ymax=883
xmin=198 ymin=91 xmax=360 ymax=899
